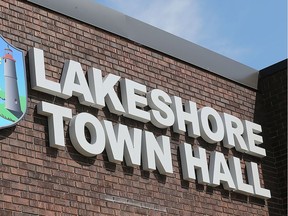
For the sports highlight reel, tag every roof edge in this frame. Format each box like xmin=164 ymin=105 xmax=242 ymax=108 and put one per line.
xmin=27 ymin=0 xmax=259 ymax=89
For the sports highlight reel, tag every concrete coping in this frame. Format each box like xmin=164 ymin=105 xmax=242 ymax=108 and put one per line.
xmin=27 ymin=0 xmax=259 ymax=89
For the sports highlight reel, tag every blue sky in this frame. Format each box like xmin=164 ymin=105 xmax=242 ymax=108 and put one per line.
xmin=95 ymin=0 xmax=287 ymax=70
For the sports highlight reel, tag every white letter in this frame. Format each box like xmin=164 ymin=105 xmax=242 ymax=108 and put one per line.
xmin=37 ymin=101 xmax=72 ymax=149
xmin=221 ymin=113 xmax=248 ymax=152
xmin=88 ymin=68 xmax=125 ymax=115
xmin=69 ymin=113 xmax=105 ymax=157
xmin=246 ymin=162 xmax=271 ymax=199
xmin=209 ymin=151 xmax=236 ymax=190
xmin=142 ymin=131 xmax=173 ymax=174
xmin=120 ymin=78 xmax=150 ymax=123
xmin=243 ymin=120 xmax=266 ymax=157
xmin=228 ymin=157 xmax=254 ymax=195
xmin=179 ymin=144 xmax=210 ymax=184
xmin=102 ymin=120 xmax=142 ymax=166
xmin=29 ymin=48 xmax=62 ymax=96
xmin=147 ymin=89 xmax=175 ymax=128
xmin=170 ymin=96 xmax=200 ymax=138
xmin=60 ymin=60 xmax=94 ymax=106
xmin=198 ymin=107 xmax=224 ymax=143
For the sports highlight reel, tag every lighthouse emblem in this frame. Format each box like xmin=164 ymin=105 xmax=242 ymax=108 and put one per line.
xmin=0 ymin=35 xmax=27 ymax=129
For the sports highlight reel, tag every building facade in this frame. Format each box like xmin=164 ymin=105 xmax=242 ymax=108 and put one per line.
xmin=0 ymin=0 xmax=286 ymax=215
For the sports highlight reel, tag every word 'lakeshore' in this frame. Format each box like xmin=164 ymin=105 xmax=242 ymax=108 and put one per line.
xmin=29 ymin=47 xmax=271 ymax=199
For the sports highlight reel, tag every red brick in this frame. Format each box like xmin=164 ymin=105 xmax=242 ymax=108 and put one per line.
xmin=0 ymin=0 xmax=281 ymax=215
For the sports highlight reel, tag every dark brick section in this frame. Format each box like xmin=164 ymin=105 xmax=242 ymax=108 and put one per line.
xmin=0 ymin=0 xmax=282 ymax=215
xmin=255 ymin=59 xmax=287 ymax=216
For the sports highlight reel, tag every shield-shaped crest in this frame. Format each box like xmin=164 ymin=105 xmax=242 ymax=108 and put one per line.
xmin=0 ymin=35 xmax=27 ymax=129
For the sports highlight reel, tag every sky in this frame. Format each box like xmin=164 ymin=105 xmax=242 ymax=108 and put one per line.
xmin=95 ymin=0 xmax=287 ymax=70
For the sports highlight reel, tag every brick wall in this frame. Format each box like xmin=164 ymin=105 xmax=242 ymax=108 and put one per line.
xmin=0 ymin=0 xmax=274 ymax=215
xmin=255 ymin=60 xmax=287 ymax=216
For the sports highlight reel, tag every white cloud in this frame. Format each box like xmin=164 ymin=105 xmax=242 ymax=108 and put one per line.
xmin=100 ymin=0 xmax=203 ymax=43
xmin=96 ymin=0 xmax=251 ymax=64
xmin=136 ymin=0 xmax=203 ymax=42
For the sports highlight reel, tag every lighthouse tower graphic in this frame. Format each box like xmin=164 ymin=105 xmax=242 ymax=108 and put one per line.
xmin=3 ymin=47 xmax=22 ymax=118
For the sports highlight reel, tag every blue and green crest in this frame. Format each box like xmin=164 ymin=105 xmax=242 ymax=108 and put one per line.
xmin=0 ymin=35 xmax=27 ymax=129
